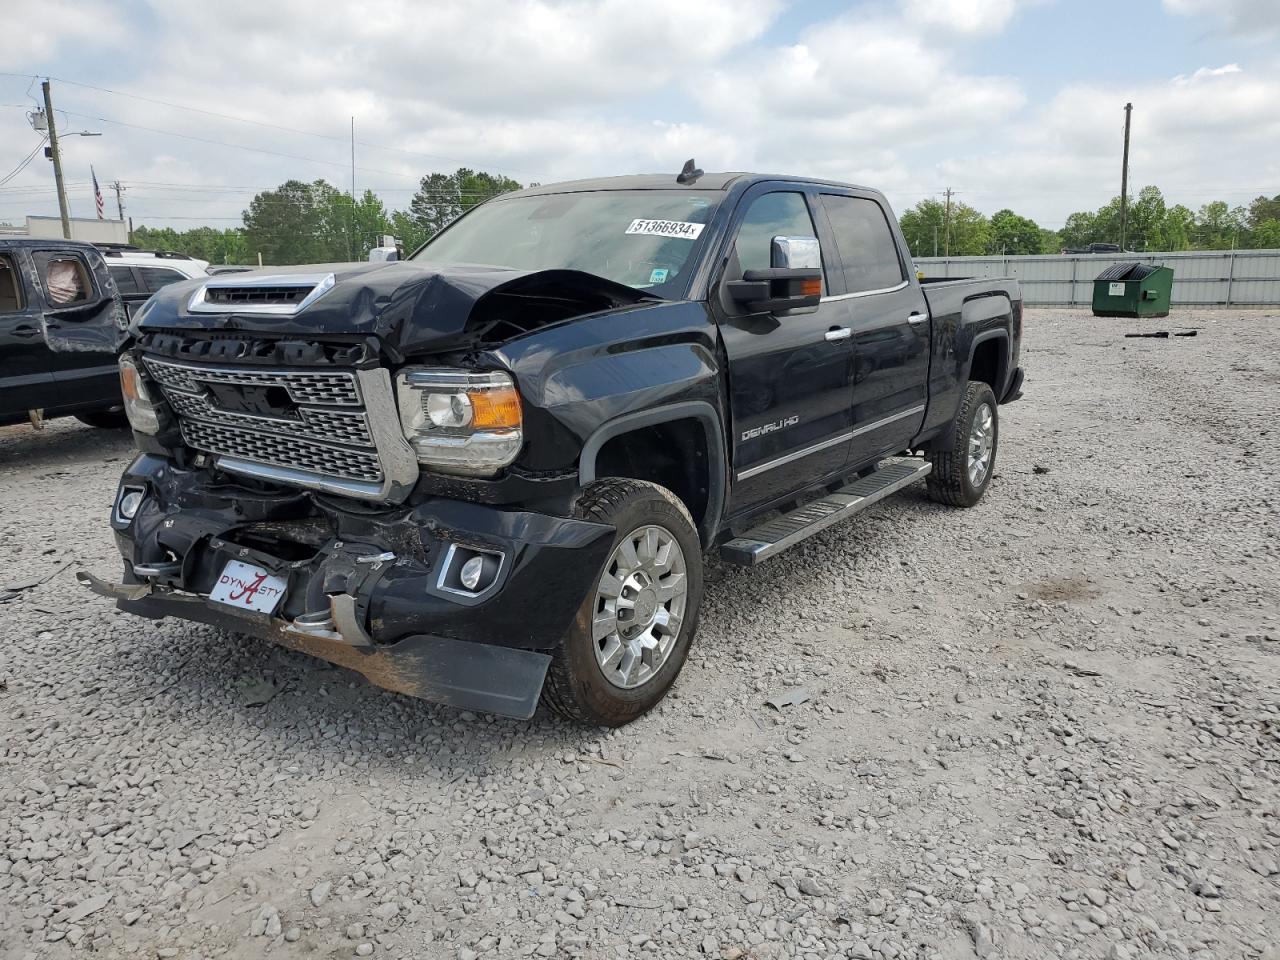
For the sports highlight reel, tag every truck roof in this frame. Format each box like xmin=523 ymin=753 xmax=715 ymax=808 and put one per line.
xmin=512 ymin=172 xmax=875 ymax=197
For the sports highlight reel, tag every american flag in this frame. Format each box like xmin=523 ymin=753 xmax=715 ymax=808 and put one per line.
xmin=92 ymin=166 xmax=104 ymax=219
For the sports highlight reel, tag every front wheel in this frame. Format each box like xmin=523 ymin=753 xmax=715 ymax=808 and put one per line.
xmin=926 ymin=380 xmax=998 ymax=507
xmin=541 ymin=478 xmax=703 ymax=726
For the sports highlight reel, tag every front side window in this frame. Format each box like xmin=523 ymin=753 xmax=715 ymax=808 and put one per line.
xmin=412 ymin=189 xmax=721 ymax=293
xmin=41 ymin=255 xmax=91 ymax=306
xmin=733 ymin=192 xmax=825 ymax=292
xmin=0 ymin=254 xmax=23 ymax=312
xmin=820 ymin=195 xmax=905 ymax=294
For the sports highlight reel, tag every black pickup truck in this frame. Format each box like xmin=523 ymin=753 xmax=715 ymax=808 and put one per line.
xmin=1 ymin=238 xmax=128 ymax=429
xmin=80 ymin=168 xmax=1023 ymax=725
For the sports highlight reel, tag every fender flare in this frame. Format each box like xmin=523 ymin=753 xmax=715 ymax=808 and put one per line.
xmin=966 ymin=328 xmax=1011 ymax=398
xmin=578 ymin=401 xmax=726 ymax=546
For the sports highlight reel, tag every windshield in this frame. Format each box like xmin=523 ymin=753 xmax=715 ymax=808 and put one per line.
xmin=411 ymin=189 xmax=721 ymax=294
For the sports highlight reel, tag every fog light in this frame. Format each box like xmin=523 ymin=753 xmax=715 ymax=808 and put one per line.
xmin=116 ymin=487 xmax=145 ymax=522
xmin=459 ymin=555 xmax=485 ymax=591
xmin=437 ymin=545 xmax=503 ymax=597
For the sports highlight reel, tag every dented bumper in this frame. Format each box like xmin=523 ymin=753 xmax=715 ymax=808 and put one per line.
xmin=88 ymin=454 xmax=614 ymax=718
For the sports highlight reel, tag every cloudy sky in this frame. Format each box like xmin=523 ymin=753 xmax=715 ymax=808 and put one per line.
xmin=2 ymin=0 xmax=1278 ymax=234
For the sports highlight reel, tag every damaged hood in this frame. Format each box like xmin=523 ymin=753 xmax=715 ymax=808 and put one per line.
xmin=133 ymin=260 xmax=655 ymax=356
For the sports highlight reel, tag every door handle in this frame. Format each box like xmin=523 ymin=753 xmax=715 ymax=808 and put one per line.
xmin=13 ymin=325 xmax=41 ymax=339
xmin=907 ymin=312 xmax=928 ymax=326
xmin=824 ymin=327 xmax=852 ymax=342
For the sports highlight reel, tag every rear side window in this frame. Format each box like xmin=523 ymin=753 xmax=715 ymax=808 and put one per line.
xmin=36 ymin=253 xmax=94 ymax=306
xmin=734 ymin=192 xmax=825 ymax=292
xmin=109 ymin=265 xmax=142 ymax=295
xmin=820 ymin=195 xmax=905 ymax=294
xmin=0 ymin=254 xmax=23 ymax=312
xmin=138 ymin=266 xmax=186 ymax=293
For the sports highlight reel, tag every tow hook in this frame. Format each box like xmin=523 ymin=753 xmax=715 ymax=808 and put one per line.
xmin=285 ymin=594 xmax=374 ymax=649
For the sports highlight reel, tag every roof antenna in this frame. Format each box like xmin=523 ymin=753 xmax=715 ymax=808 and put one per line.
xmin=676 ymin=158 xmax=703 ymax=185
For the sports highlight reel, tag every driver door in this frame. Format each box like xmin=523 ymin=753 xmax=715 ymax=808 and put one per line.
xmin=713 ymin=186 xmax=855 ymax=516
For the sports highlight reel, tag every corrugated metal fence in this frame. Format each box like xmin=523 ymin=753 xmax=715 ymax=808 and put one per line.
xmin=914 ymin=249 xmax=1280 ymax=306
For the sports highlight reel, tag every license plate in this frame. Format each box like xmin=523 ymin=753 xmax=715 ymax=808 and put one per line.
xmin=209 ymin=560 xmax=288 ymax=614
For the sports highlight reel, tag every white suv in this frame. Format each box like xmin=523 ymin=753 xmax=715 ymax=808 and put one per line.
xmin=100 ymin=248 xmax=209 ymax=303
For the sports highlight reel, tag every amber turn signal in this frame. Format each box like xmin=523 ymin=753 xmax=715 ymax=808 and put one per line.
xmin=469 ymin=385 xmax=522 ymax=429
xmin=798 ymin=277 xmax=822 ymax=297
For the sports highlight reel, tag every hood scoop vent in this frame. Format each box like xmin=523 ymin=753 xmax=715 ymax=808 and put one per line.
xmin=187 ymin=272 xmax=336 ymax=316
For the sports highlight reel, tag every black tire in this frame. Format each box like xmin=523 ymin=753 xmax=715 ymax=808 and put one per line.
xmin=542 ymin=478 xmax=703 ymax=726
xmin=926 ymin=380 xmax=998 ymax=508
xmin=75 ymin=409 xmax=129 ymax=430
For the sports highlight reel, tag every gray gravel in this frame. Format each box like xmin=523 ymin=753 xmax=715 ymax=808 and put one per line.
xmin=2 ymin=308 xmax=1278 ymax=960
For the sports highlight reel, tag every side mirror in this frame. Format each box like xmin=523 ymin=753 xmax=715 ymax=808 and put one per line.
xmin=726 ymin=235 xmax=822 ymax=314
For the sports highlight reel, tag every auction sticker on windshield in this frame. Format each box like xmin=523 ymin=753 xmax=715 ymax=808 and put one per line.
xmin=209 ymin=559 xmax=288 ymax=614
xmin=625 ymin=218 xmax=705 ymax=240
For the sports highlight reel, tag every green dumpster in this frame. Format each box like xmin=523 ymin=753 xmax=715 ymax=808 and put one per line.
xmin=1092 ymin=262 xmax=1173 ymax=318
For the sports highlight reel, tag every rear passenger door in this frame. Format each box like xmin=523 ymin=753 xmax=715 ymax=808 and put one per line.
xmin=817 ymin=193 xmax=931 ymax=468
xmin=0 ymin=249 xmax=59 ymax=417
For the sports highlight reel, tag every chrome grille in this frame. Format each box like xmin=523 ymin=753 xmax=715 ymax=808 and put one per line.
xmin=146 ymin=358 xmax=361 ymax=406
xmin=142 ymin=356 xmax=386 ymax=488
xmin=181 ymin=421 xmax=382 ymax=483
xmin=163 ymin=389 xmax=374 ymax=447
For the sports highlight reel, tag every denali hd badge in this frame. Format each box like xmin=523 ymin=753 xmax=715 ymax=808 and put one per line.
xmin=741 ymin=416 xmax=799 ymax=442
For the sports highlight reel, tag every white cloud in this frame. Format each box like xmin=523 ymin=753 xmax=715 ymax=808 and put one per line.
xmin=1162 ymin=0 xmax=1280 ymax=40
xmin=1 ymin=0 xmax=1277 ymax=237
xmin=902 ymin=0 xmax=1026 ymax=34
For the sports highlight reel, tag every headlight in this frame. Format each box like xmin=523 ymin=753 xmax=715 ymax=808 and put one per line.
xmin=119 ymin=356 xmax=160 ymax=434
xmin=395 ymin=368 xmax=522 ymax=477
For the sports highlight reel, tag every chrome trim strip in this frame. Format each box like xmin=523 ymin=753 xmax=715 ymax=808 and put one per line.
xmin=820 ymin=279 xmax=909 ymax=302
xmin=214 ymin=456 xmax=388 ymax=499
xmin=737 ymin=431 xmax=853 ymax=481
xmin=735 ymin=404 xmax=927 ymax=481
xmin=187 ymin=272 xmax=336 ymax=316
xmin=850 ymin=403 xmax=926 ymax=439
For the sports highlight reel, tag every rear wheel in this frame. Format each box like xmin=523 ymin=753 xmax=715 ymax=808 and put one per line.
xmin=926 ymin=380 xmax=998 ymax=508
xmin=75 ymin=409 xmax=129 ymax=430
xmin=542 ymin=478 xmax=703 ymax=726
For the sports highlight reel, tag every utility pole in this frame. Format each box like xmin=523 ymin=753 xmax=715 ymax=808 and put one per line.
xmin=942 ymin=188 xmax=954 ymax=257
xmin=42 ymin=80 xmax=72 ymax=240
xmin=349 ymin=116 xmax=357 ymax=261
xmin=110 ymin=180 xmax=125 ymax=221
xmin=1119 ymin=102 xmax=1132 ymax=250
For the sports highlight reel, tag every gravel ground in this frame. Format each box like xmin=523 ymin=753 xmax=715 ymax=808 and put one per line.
xmin=1 ymin=308 xmax=1277 ymax=960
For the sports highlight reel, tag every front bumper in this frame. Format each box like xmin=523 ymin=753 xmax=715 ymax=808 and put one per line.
xmin=87 ymin=454 xmax=614 ymax=718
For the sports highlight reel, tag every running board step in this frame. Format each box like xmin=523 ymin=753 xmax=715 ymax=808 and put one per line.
xmin=719 ymin=460 xmax=932 ymax=566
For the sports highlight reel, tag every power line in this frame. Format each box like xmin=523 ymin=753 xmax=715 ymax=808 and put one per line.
xmin=0 ymin=71 xmax=533 ymax=176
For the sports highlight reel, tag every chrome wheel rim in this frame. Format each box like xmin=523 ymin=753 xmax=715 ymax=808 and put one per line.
xmin=592 ymin=524 xmax=688 ymax=690
xmin=968 ymin=402 xmax=995 ymax=487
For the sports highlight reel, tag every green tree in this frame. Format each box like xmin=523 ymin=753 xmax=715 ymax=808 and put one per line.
xmin=987 ymin=209 xmax=1043 ymax=255
xmin=1248 ymin=218 xmax=1280 ymax=249
xmin=407 ymin=168 xmax=523 ymax=244
xmin=242 ymin=179 xmax=328 ymax=265
xmin=353 ymin=189 xmax=392 ymax=256
xmin=391 ymin=209 xmax=426 ymax=255
xmin=1193 ymin=201 xmax=1246 ymax=249
xmin=1058 ymin=210 xmax=1100 ymax=250
xmin=898 ymin=199 xmax=947 ymax=257
xmin=1247 ymin=194 xmax=1280 ymax=229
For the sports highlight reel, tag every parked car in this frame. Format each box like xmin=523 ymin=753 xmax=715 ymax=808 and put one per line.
xmin=1 ymin=237 xmax=128 ymax=429
xmin=80 ymin=168 xmax=1023 ymax=724
xmin=97 ymin=246 xmax=208 ymax=320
